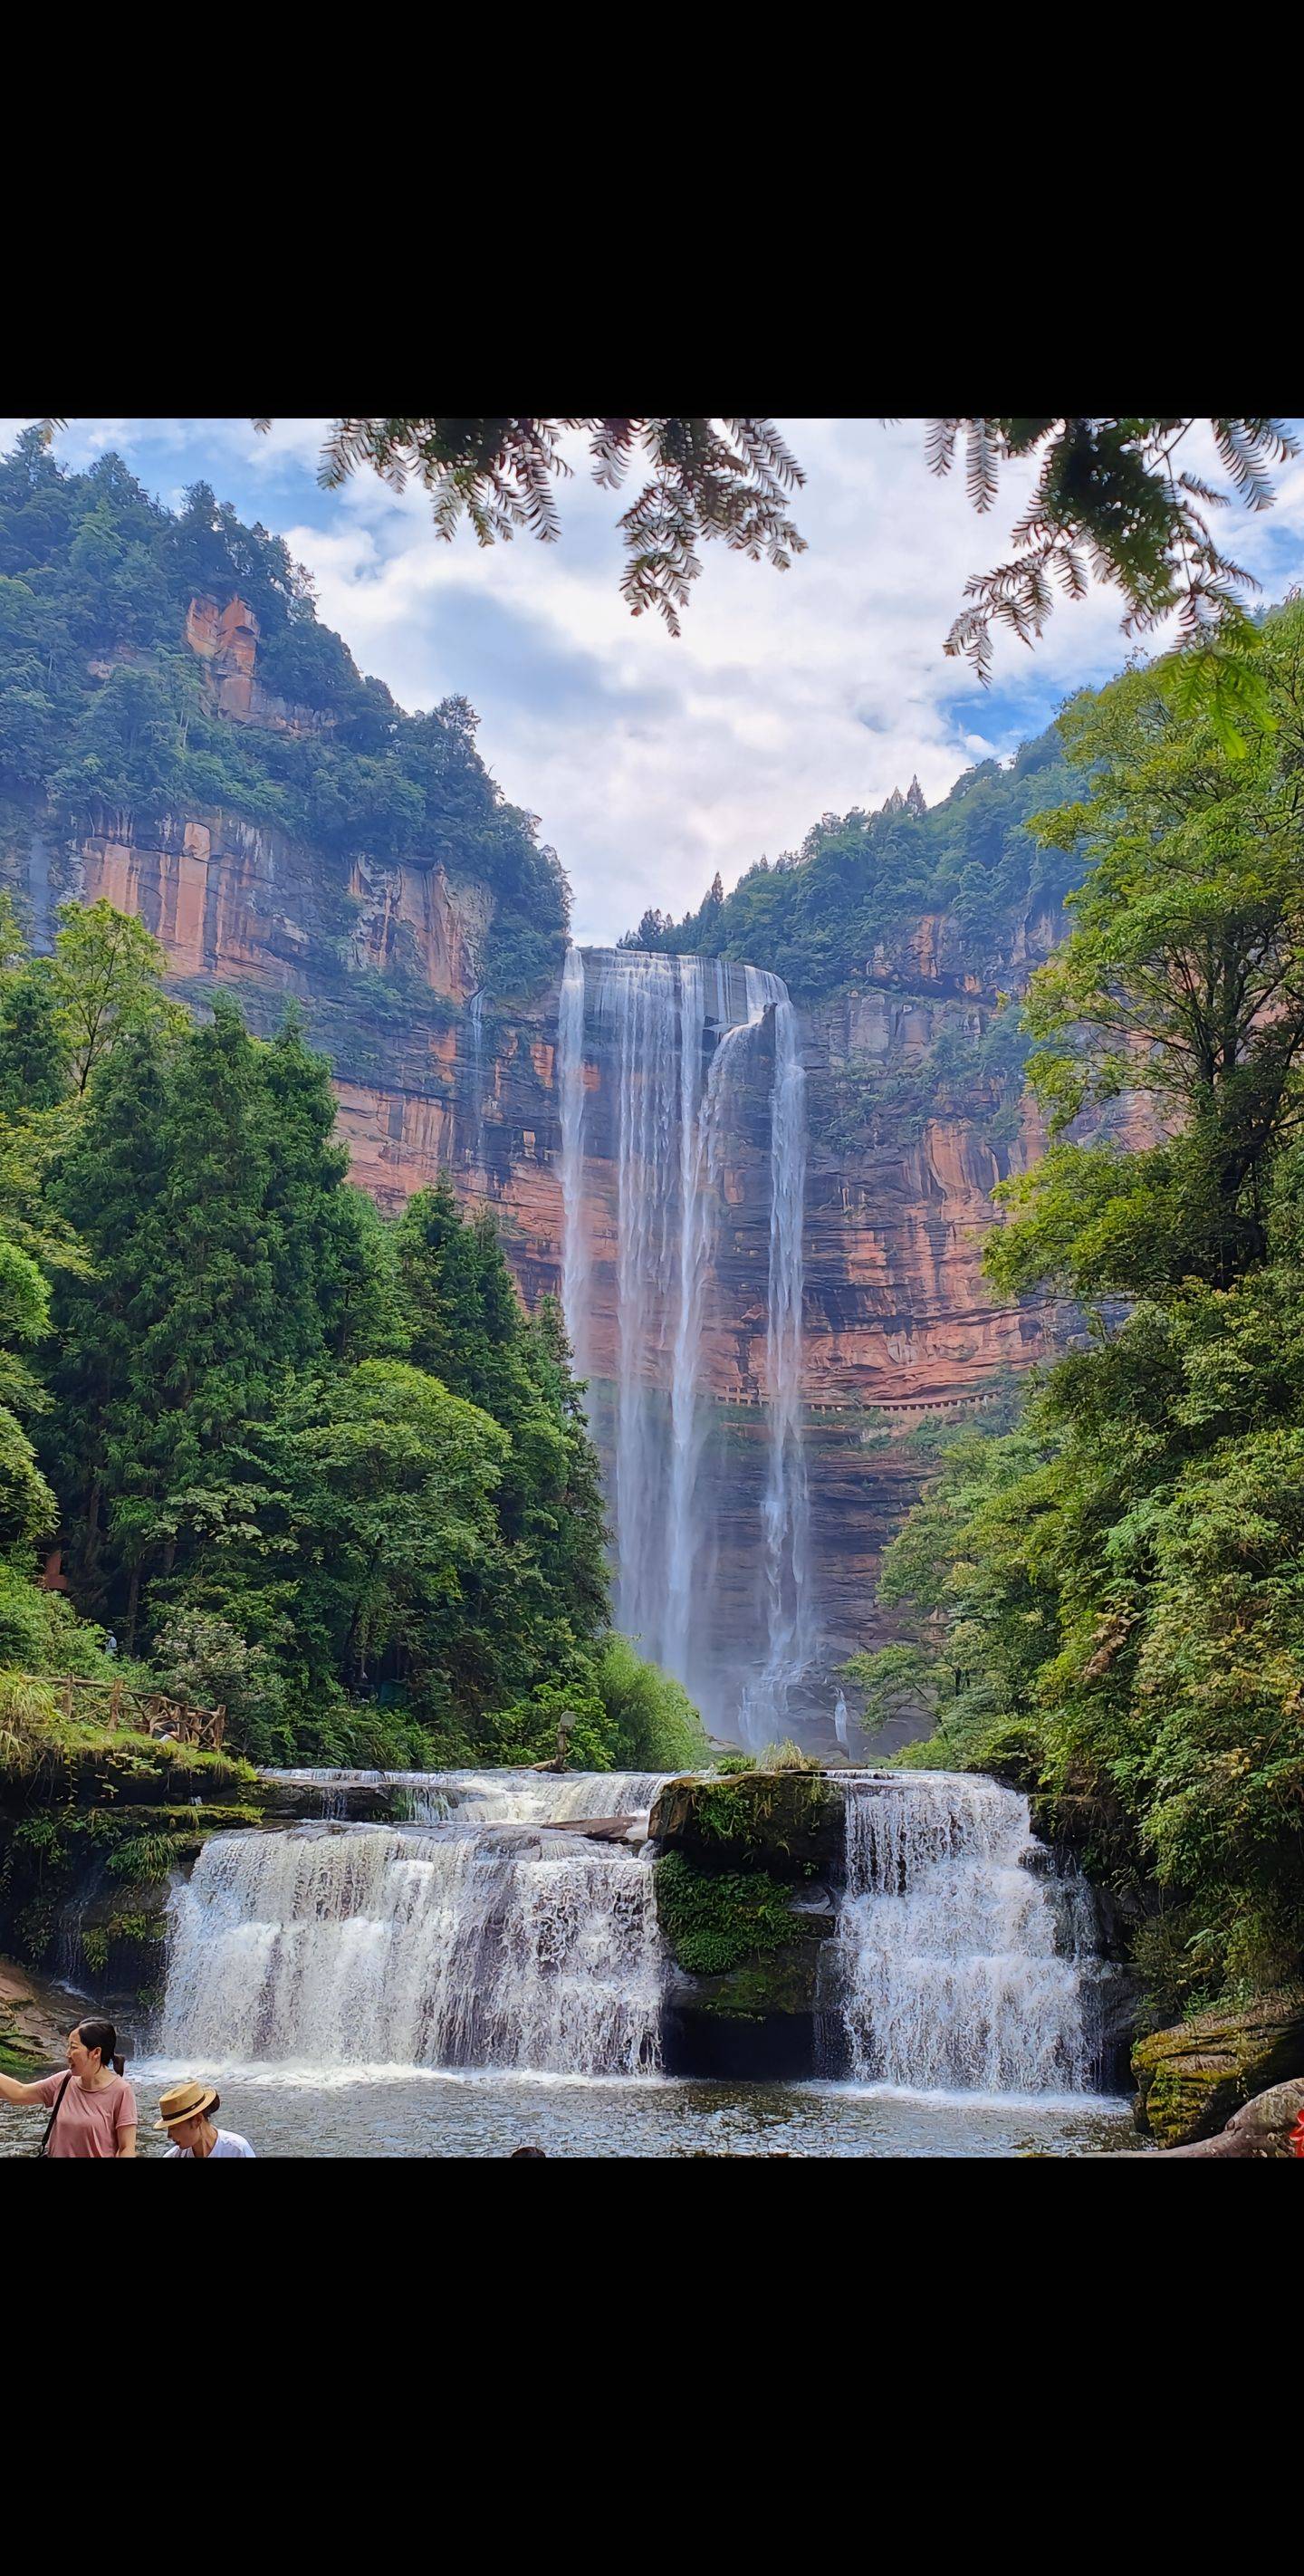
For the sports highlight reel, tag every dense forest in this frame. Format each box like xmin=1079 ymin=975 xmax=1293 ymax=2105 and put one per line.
xmin=0 ymin=428 xmax=568 ymax=998
xmin=847 ymin=601 xmax=1304 ymax=2023
xmin=0 ymin=895 xmax=704 ymax=1775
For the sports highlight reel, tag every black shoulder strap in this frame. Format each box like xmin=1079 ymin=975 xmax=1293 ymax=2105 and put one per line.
xmin=36 ymin=2071 xmax=73 ymax=2158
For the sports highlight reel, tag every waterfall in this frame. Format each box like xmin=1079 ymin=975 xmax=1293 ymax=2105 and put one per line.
xmin=556 ymin=947 xmax=814 ymax=1736
xmin=741 ymin=989 xmax=813 ymax=1747
xmin=159 ymin=1770 xmax=674 ymax=2077
xmin=834 ymin=1774 xmax=1100 ymax=2093
xmin=558 ymin=945 xmax=589 ymax=1389
xmin=834 ymin=1692 xmax=849 ymax=1752
xmin=466 ymin=989 xmax=485 ymax=1165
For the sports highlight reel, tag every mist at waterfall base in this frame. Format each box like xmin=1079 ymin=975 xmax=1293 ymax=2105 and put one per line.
xmin=559 ymin=949 xmax=814 ymax=1749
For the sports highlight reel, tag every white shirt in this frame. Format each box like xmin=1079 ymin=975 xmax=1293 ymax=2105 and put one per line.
xmin=165 ymin=2127 xmax=255 ymax=2158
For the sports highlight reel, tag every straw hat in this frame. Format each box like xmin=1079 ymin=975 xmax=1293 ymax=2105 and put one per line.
xmin=155 ymin=2079 xmax=220 ymax=2131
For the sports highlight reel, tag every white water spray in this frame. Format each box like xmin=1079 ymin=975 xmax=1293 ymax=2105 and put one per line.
xmin=834 ymin=1773 xmax=1101 ymax=2092
xmin=161 ymin=1771 xmax=674 ymax=2077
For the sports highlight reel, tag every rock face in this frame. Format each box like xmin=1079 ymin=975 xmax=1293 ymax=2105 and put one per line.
xmin=1149 ymin=2077 xmax=1304 ymax=2158
xmin=1132 ymin=1987 xmax=1304 ymax=2146
xmin=2 ymin=588 xmax=1079 ymax=1738
xmin=651 ymin=1770 xmax=847 ymax=2077
xmin=649 ymin=1769 xmax=844 ymax=1872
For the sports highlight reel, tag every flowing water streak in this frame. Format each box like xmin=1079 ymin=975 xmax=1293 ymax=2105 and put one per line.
xmin=609 ymin=957 xmax=682 ymax=1651
xmin=467 ymin=989 xmax=485 ymax=1165
xmin=665 ymin=976 xmax=771 ymax=1677
xmin=162 ymin=1769 xmax=676 ymax=2077
xmin=835 ymin=1773 xmax=1098 ymax=2092
xmin=741 ymin=985 xmax=813 ymax=1745
xmin=558 ymin=945 xmax=590 ymax=1389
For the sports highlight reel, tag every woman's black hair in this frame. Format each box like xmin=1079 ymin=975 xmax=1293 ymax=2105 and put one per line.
xmin=76 ymin=2018 xmax=126 ymax=2079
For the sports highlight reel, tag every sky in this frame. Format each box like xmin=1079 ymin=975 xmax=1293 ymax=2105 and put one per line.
xmin=7 ymin=416 xmax=1304 ymax=944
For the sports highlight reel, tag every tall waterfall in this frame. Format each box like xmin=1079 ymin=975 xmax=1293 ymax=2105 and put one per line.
xmin=742 ymin=990 xmax=813 ymax=1747
xmin=558 ymin=945 xmax=589 ymax=1389
xmin=466 ymin=989 xmax=485 ymax=1164
xmin=834 ymin=1774 xmax=1100 ymax=2093
xmin=159 ymin=1770 xmax=672 ymax=2077
xmin=556 ymin=947 xmax=815 ymax=1739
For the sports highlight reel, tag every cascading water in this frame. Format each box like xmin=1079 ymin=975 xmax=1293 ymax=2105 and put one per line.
xmin=159 ymin=1770 xmax=673 ymax=2078
xmin=558 ymin=945 xmax=589 ymax=1391
xmin=741 ymin=988 xmax=813 ymax=1747
xmin=467 ymin=989 xmax=485 ymax=1164
xmin=556 ymin=947 xmax=815 ymax=1738
xmin=833 ymin=1773 xmax=1101 ymax=2093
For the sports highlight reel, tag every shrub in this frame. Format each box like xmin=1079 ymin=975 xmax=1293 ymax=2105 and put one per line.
xmin=593 ymin=1635 xmax=708 ymax=1772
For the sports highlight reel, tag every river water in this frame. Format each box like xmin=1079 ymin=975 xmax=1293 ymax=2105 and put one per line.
xmin=0 ymin=2064 xmax=1136 ymax=2158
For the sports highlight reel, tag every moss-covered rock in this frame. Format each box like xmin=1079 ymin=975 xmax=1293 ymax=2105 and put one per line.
xmin=1153 ymin=2077 xmax=1304 ymax=2158
xmin=654 ymin=1841 xmax=839 ymax=2078
xmin=0 ymin=1770 xmax=263 ymax=1979
xmin=655 ymin=1852 xmax=798 ymax=1976
xmin=649 ymin=1769 xmax=841 ymax=1874
xmin=1132 ymin=1985 xmax=1304 ymax=2145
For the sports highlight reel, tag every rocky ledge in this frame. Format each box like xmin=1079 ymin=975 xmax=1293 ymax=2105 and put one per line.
xmin=1132 ymin=1986 xmax=1304 ymax=2147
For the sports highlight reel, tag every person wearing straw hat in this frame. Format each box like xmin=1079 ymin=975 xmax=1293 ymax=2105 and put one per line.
xmin=156 ymin=2079 xmax=255 ymax=2158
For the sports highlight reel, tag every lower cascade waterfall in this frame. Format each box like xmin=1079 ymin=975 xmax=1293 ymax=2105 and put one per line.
xmin=151 ymin=1768 xmax=1118 ymax=2103
xmin=158 ymin=1772 xmax=672 ymax=2077
xmin=833 ymin=1774 xmax=1103 ymax=2093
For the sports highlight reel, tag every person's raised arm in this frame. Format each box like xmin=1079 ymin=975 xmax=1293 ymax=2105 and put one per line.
xmin=0 ymin=2071 xmax=53 ymax=2107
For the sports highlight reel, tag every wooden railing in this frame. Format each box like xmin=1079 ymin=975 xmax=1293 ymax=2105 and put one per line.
xmin=23 ymin=1674 xmax=226 ymax=1751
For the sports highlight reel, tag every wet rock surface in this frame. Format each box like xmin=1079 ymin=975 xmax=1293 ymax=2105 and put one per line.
xmin=1132 ymin=1986 xmax=1304 ymax=2146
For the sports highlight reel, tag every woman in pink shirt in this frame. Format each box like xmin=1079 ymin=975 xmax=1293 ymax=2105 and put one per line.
xmin=0 ymin=2018 xmax=138 ymax=2157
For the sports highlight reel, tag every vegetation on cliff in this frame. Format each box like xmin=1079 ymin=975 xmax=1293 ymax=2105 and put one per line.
xmin=0 ymin=892 xmax=703 ymax=1777
xmin=622 ymin=725 xmax=1077 ymax=1003
xmin=0 ymin=429 xmax=567 ymax=996
xmin=655 ymin=1852 xmax=798 ymax=1977
xmin=849 ymin=601 xmax=1304 ymax=2024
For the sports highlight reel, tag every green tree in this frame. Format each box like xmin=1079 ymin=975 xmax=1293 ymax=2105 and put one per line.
xmin=918 ymin=418 xmax=1299 ymax=723
xmin=48 ymin=897 xmax=183 ymax=1095
xmin=264 ymin=1359 xmax=508 ymax=1694
xmin=986 ymin=601 xmax=1304 ymax=1299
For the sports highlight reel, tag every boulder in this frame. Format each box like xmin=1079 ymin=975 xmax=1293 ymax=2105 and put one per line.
xmin=1132 ymin=1986 xmax=1304 ymax=2146
xmin=1152 ymin=2078 xmax=1304 ymax=2158
xmin=649 ymin=1769 xmax=842 ymax=1875
xmin=661 ymin=1938 xmax=832 ymax=2079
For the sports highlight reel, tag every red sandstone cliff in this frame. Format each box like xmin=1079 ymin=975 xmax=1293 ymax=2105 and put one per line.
xmin=5 ymin=590 xmax=1078 ymax=1709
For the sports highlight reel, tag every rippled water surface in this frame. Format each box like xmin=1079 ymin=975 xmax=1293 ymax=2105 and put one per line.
xmin=1 ymin=2062 xmax=1140 ymax=2158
